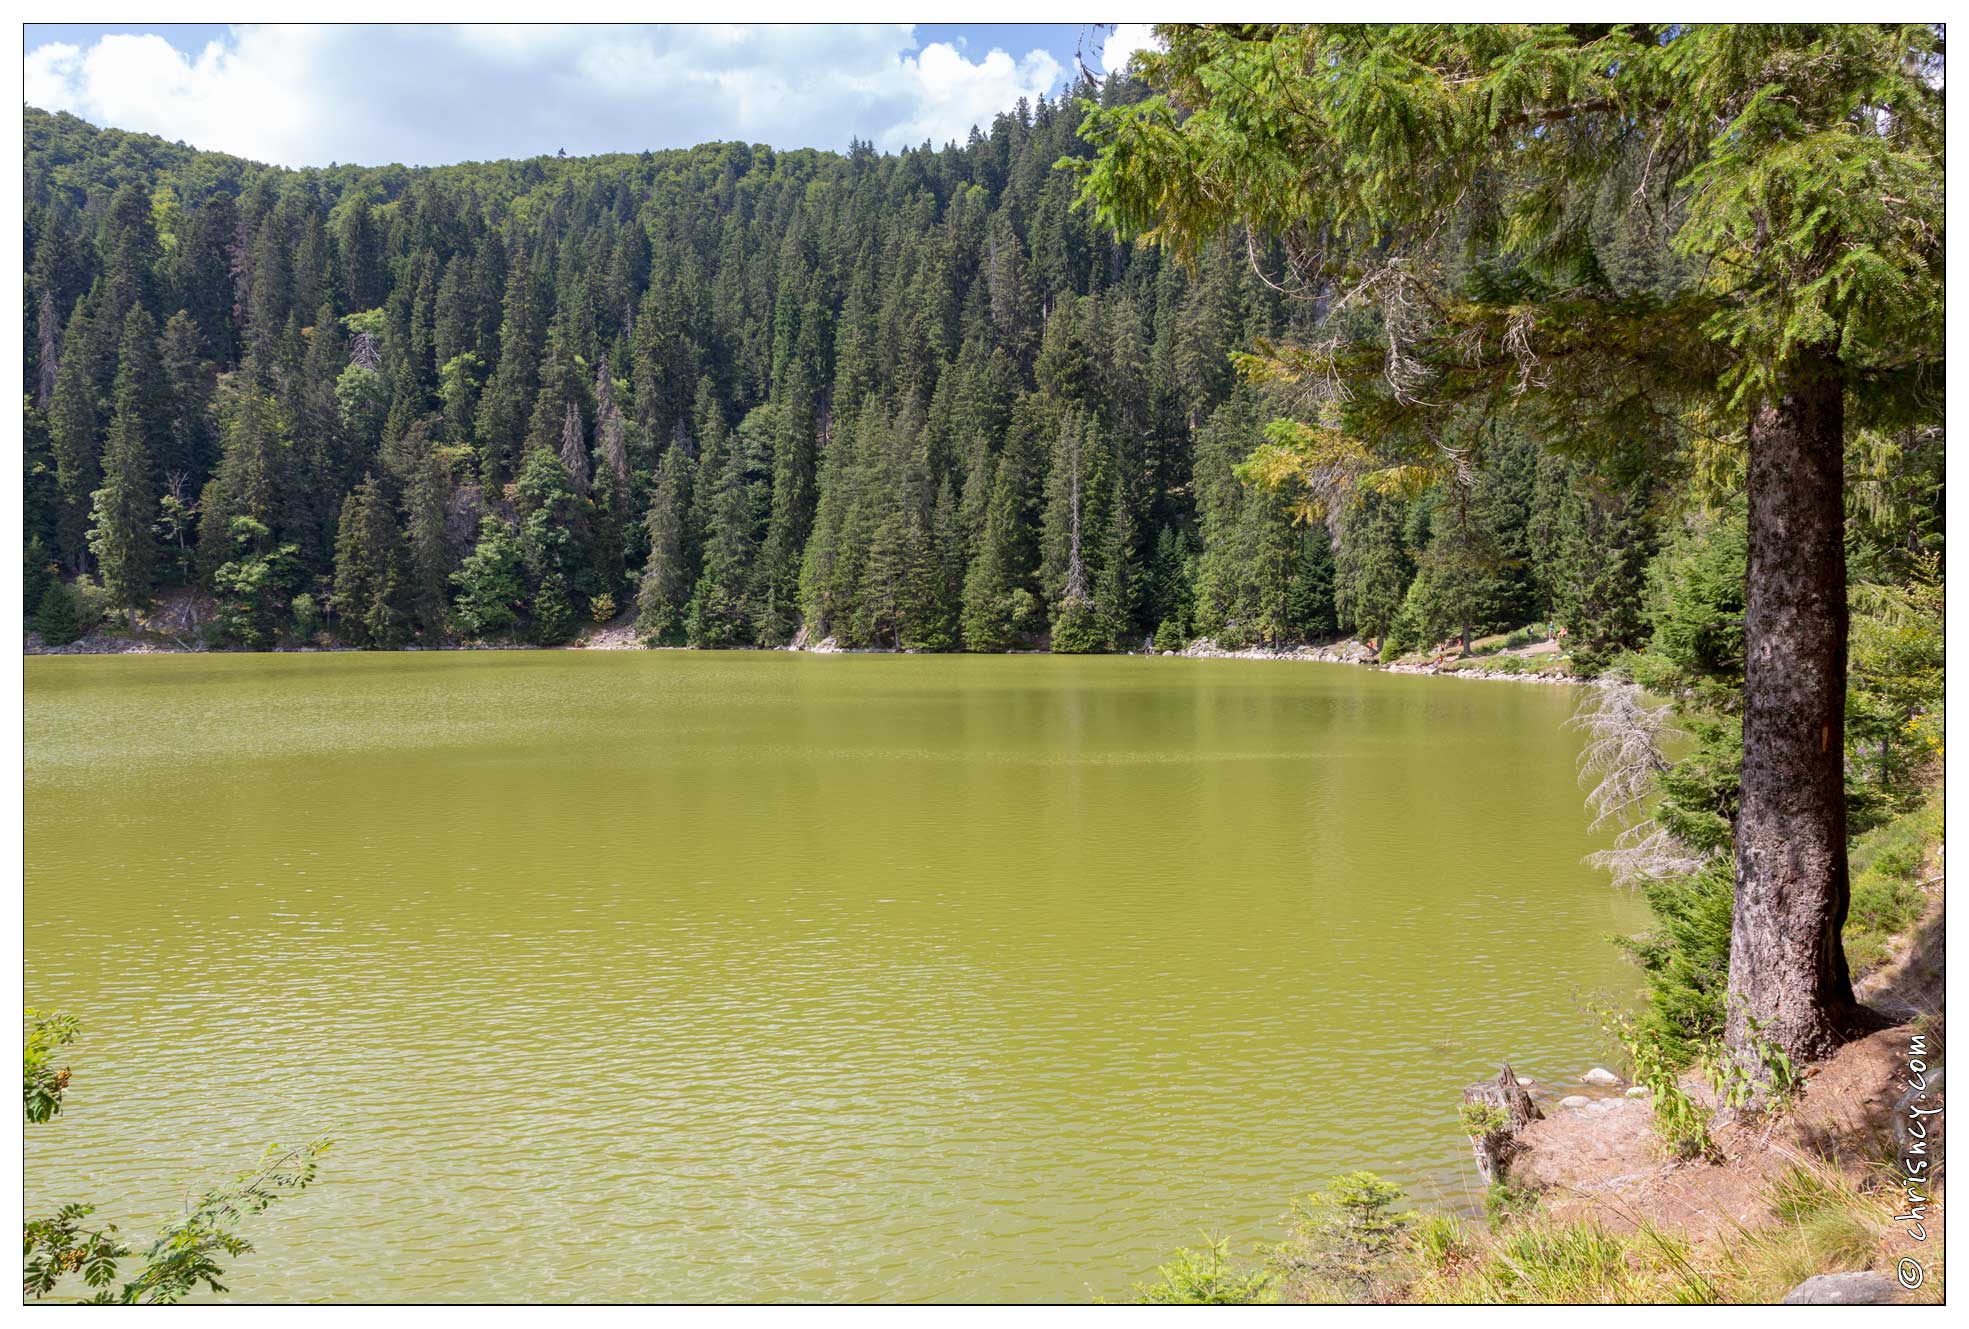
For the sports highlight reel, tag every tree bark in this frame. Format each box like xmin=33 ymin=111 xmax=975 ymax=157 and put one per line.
xmin=1728 ymin=348 xmax=1857 ymax=1071
xmin=1462 ymin=1063 xmax=1541 ymax=1184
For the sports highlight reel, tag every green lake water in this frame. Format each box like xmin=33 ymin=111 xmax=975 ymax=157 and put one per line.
xmin=25 ymin=651 xmax=1644 ymax=1303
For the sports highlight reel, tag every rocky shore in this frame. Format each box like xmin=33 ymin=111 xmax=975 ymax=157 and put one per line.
xmin=27 ymin=594 xmax=1579 ymax=684
xmin=1168 ymin=636 xmax=1578 ymax=684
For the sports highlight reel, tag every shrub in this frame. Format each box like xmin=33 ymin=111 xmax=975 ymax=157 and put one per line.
xmin=1701 ymin=1012 xmax=1800 ymax=1114
xmin=67 ymin=575 xmax=108 ymax=634
xmin=1268 ymin=1171 xmax=1416 ymax=1302
xmin=1616 ymin=860 xmax=1735 ymax=1063
xmin=1132 ymin=1237 xmax=1275 ymax=1304
xmin=1154 ymin=618 xmax=1186 ymax=653
xmin=1050 ymin=596 xmax=1105 ymax=654
xmin=290 ymin=593 xmax=323 ymax=643
xmin=32 ymin=580 xmax=84 ymax=646
xmin=589 ymin=592 xmax=618 ymax=626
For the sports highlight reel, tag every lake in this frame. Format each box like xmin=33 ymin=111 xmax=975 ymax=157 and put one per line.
xmin=24 ymin=651 xmax=1644 ymax=1302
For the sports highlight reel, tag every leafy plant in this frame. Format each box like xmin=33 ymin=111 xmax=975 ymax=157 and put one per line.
xmin=23 ymin=1008 xmax=80 ymax=1124
xmin=1598 ymin=1007 xmax=1712 ymax=1159
xmin=1700 ymin=1012 xmax=1799 ymax=1113
xmin=22 ymin=1009 xmax=328 ymax=1304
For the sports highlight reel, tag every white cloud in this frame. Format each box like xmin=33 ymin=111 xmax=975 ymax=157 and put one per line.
xmin=1099 ymin=23 xmax=1161 ymax=77
xmin=22 ymin=24 xmax=1066 ymax=167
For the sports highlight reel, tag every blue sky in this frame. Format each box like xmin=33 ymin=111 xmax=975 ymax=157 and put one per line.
xmin=23 ymin=23 xmax=1154 ymax=168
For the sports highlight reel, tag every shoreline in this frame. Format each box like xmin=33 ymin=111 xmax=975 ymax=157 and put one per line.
xmin=23 ymin=628 xmax=1584 ymax=684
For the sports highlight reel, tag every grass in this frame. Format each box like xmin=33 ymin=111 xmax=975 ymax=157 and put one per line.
xmin=1400 ymin=1157 xmax=1912 ymax=1304
xmin=1844 ymin=794 xmax=1941 ymax=974
xmin=1702 ymin=1161 xmax=1905 ymax=1303
xmin=1131 ymin=1152 xmax=1933 ymax=1305
xmin=1407 ymin=1218 xmax=1711 ymax=1303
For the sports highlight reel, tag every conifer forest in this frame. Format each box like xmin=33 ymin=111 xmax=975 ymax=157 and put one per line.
xmin=26 ymin=91 xmax=1704 ymax=660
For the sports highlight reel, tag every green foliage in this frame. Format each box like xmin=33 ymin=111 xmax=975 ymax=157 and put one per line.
xmin=1847 ymin=560 xmax=1945 ymax=822
xmin=1449 ymin=1222 xmax=1664 ymax=1304
xmin=25 ymin=1144 xmax=330 ymax=1304
xmin=32 ymin=578 xmax=85 ymax=646
xmin=23 ymin=1008 xmax=80 ymax=1124
xmin=23 ymin=1008 xmax=328 ymax=1304
xmin=1268 ymin=1171 xmax=1416 ymax=1303
xmin=1598 ymin=1008 xmax=1713 ymax=1159
xmin=289 ymin=592 xmax=323 ymax=642
xmin=1132 ymin=1236 xmax=1276 ymax=1304
xmin=210 ymin=529 xmax=301 ymax=651
xmin=24 ymin=534 xmax=56 ymax=622
xmin=449 ymin=518 xmax=523 ymax=640
xmin=1844 ymin=796 xmax=1940 ymax=972
xmin=332 ymin=476 xmax=410 ymax=649
xmin=636 ymin=446 xmax=694 ymax=645
xmin=1617 ymin=861 xmax=1736 ymax=1062
xmin=1701 ymin=1013 xmax=1800 ymax=1113
xmin=1458 ymin=1102 xmax=1507 ymax=1138
xmin=529 ymin=572 xmax=577 ymax=647
xmin=1643 ymin=506 xmax=1748 ymax=695
xmin=1410 ymin=1214 xmax=1469 ymax=1274
xmin=1483 ymin=1180 xmax=1542 ymax=1233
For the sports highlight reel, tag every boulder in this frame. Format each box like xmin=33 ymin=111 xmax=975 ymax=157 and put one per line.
xmin=1781 ymin=1273 xmax=1900 ymax=1305
xmin=1559 ymin=1094 xmax=1592 ymax=1109
xmin=1625 ymin=1085 xmax=1651 ymax=1098
xmin=1582 ymin=1067 xmax=1623 ymax=1087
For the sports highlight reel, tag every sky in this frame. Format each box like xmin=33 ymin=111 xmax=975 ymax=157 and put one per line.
xmin=22 ymin=23 xmax=1160 ymax=169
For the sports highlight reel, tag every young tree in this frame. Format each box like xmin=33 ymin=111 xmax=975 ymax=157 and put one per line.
xmin=1074 ymin=24 xmax=1944 ymax=1071
xmin=33 ymin=580 xmax=85 ymax=647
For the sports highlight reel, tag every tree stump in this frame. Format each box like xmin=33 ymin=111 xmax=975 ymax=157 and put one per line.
xmin=1462 ymin=1062 xmax=1542 ymax=1185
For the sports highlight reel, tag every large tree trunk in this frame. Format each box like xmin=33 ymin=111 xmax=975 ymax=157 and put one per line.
xmin=1727 ymin=348 xmax=1857 ymax=1072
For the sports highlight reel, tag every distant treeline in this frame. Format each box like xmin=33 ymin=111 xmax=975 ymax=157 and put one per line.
xmin=27 ymin=96 xmax=1667 ymax=655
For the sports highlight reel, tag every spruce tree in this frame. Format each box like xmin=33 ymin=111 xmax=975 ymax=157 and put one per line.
xmin=87 ymin=309 xmax=164 ymax=622
xmin=46 ymin=300 xmax=102 ymax=571
xmin=33 ymin=579 xmax=84 ymax=646
xmin=332 ymin=474 xmax=409 ymax=649
xmin=634 ymin=445 xmax=694 ymax=644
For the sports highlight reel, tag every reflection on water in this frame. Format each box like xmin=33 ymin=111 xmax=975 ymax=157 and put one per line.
xmin=25 ymin=652 xmax=1641 ymax=1302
